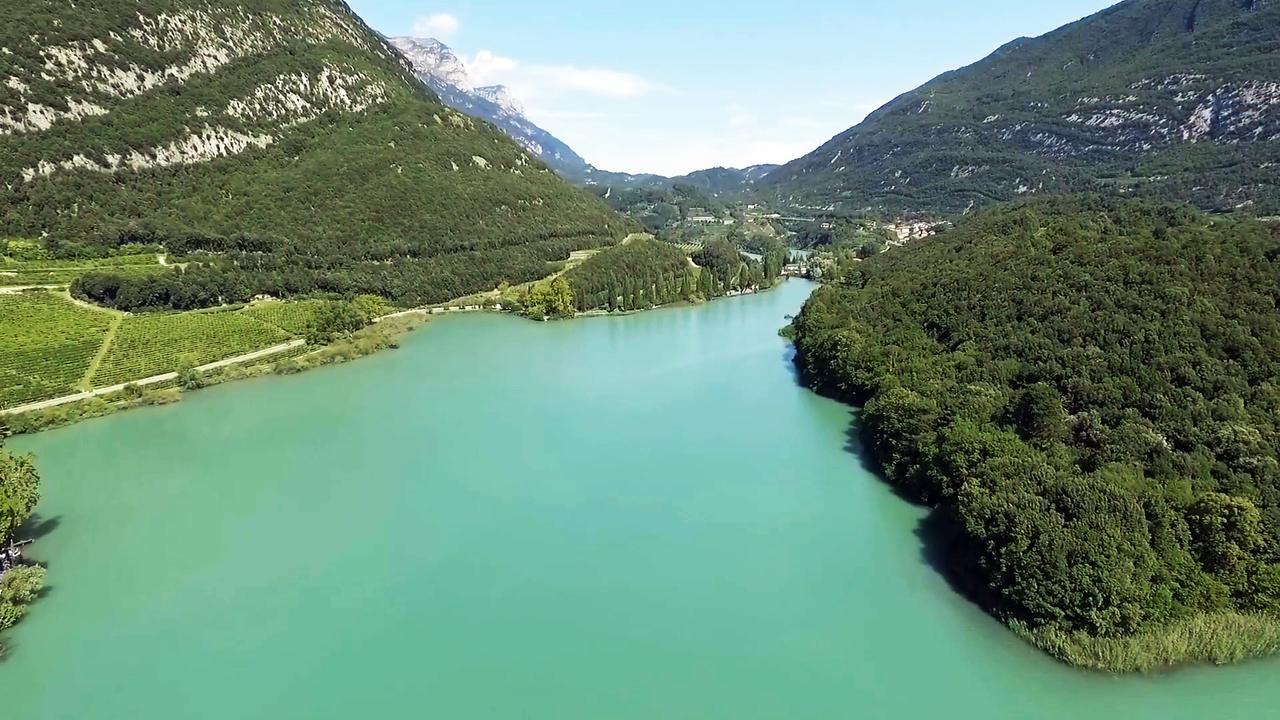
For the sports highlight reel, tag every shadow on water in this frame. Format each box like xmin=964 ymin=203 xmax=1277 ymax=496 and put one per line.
xmin=0 ymin=577 xmax=56 ymax=667
xmin=841 ymin=417 xmax=991 ymax=612
xmin=779 ymin=345 xmax=802 ymax=385
xmin=0 ymin=512 xmax=61 ymax=664
xmin=20 ymin=514 xmax=61 ymax=542
xmin=780 ymin=340 xmax=991 ymax=615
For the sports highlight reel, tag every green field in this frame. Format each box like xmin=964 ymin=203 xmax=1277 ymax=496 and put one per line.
xmin=90 ymin=312 xmax=291 ymax=387
xmin=240 ymin=300 xmax=331 ymax=336
xmin=0 ymin=254 xmax=159 ymax=271
xmin=0 ymin=293 xmax=362 ymax=408
xmin=0 ymin=292 xmax=116 ymax=408
xmin=0 ymin=254 xmax=168 ymax=287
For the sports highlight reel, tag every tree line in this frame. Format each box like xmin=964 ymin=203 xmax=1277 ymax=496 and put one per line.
xmin=790 ymin=197 xmax=1280 ymax=665
xmin=563 ymin=237 xmax=784 ymax=314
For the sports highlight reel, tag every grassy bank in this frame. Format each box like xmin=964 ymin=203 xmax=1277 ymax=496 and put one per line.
xmin=1017 ymin=613 xmax=1280 ymax=673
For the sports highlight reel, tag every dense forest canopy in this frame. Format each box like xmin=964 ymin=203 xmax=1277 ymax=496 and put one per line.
xmin=563 ymin=237 xmax=784 ymax=313
xmin=791 ymin=198 xmax=1280 ymax=658
xmin=590 ymin=182 xmax=726 ymax=235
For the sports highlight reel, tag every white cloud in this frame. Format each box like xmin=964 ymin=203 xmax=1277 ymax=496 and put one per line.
xmin=463 ymin=50 xmax=656 ymax=102
xmin=412 ymin=13 xmax=459 ymax=40
xmin=467 ymin=50 xmax=519 ymax=86
xmin=525 ymin=65 xmax=655 ymax=100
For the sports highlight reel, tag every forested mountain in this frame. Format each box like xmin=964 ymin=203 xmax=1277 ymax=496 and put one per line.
xmin=792 ymin=198 xmax=1280 ymax=669
xmin=0 ymin=0 xmax=625 ymax=309
xmin=765 ymin=0 xmax=1280 ymax=216
xmin=670 ymin=165 xmax=779 ymax=195
xmin=389 ymin=36 xmax=593 ymax=178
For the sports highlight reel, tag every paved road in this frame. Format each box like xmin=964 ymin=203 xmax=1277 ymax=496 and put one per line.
xmin=1 ymin=339 xmax=306 ymax=416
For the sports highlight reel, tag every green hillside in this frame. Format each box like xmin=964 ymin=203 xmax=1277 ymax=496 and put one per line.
xmin=0 ymin=0 xmax=626 ymax=309
xmin=764 ymin=0 xmax=1280 ymax=216
xmin=791 ymin=198 xmax=1280 ymax=669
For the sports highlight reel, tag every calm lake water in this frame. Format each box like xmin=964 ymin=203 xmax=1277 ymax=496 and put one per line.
xmin=3 ymin=280 xmax=1276 ymax=718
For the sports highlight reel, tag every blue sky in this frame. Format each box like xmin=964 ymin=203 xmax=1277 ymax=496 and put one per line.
xmin=348 ymin=1 xmax=1119 ymax=176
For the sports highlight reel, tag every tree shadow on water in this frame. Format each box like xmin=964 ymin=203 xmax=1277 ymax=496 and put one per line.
xmin=913 ymin=508 xmax=989 ymax=611
xmin=839 ymin=406 xmax=991 ymax=613
xmin=779 ymin=337 xmax=993 ymax=616
xmin=779 ymin=345 xmax=802 ymax=385
xmin=20 ymin=514 xmax=61 ymax=542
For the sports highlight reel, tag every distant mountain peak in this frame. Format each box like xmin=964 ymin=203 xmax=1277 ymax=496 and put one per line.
xmin=475 ymin=85 xmax=524 ymax=116
xmin=388 ymin=36 xmax=470 ymax=89
xmin=388 ymin=35 xmax=589 ymax=176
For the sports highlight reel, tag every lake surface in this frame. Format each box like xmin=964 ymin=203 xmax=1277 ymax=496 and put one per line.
xmin=3 ymin=280 xmax=1276 ymax=718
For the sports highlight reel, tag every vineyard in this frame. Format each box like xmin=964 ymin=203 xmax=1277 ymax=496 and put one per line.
xmin=0 ymin=254 xmax=159 ymax=271
xmin=90 ymin=312 xmax=291 ymax=387
xmin=240 ymin=300 xmax=330 ymax=335
xmin=0 ymin=254 xmax=167 ymax=287
xmin=0 ymin=292 xmax=115 ymax=408
xmin=2 ymin=292 xmax=385 ymax=409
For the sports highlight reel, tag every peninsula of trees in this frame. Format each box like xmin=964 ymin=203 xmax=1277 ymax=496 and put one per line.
xmin=791 ymin=198 xmax=1280 ymax=670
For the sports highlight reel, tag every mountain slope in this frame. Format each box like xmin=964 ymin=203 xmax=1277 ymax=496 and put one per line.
xmin=670 ymin=165 xmax=780 ymax=194
xmin=0 ymin=1 xmax=624 ymax=308
xmin=387 ymin=38 xmax=783 ymax=193
xmin=765 ymin=0 xmax=1280 ymax=216
xmin=388 ymin=36 xmax=592 ymax=178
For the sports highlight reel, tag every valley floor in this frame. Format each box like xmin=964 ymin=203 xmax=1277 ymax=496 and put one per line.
xmin=1 ymin=235 xmax=771 ymax=435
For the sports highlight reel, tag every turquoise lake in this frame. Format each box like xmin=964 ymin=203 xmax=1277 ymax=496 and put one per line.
xmin=3 ymin=280 xmax=1276 ymax=718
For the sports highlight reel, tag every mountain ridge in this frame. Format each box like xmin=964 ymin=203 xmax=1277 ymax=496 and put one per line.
xmin=388 ymin=36 xmax=593 ymax=177
xmin=763 ymin=0 xmax=1280 ymax=216
xmin=386 ymin=36 xmax=780 ymax=193
xmin=0 ymin=0 xmax=625 ymax=308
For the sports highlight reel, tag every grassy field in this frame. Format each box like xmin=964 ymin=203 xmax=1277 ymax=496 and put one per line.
xmin=1 ymin=289 xmax=378 ymax=410
xmin=0 ymin=254 xmax=168 ymax=287
xmin=0 ymin=253 xmax=159 ymax=270
xmin=240 ymin=300 xmax=331 ymax=335
xmin=1 ymin=272 xmax=500 ymax=411
xmin=0 ymin=292 xmax=116 ymax=408
xmin=90 ymin=312 xmax=292 ymax=387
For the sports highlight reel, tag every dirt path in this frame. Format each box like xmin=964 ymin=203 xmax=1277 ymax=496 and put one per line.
xmin=79 ymin=314 xmax=124 ymax=391
xmin=0 ymin=284 xmax=66 ymax=294
xmin=1 ymin=340 xmax=306 ymax=416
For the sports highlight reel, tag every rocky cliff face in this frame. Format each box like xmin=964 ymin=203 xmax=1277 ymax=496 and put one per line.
xmin=388 ymin=36 xmax=591 ymax=177
xmin=2 ymin=3 xmax=404 ymax=174
xmin=764 ymin=0 xmax=1280 ymax=216
xmin=0 ymin=0 xmax=623 ymax=291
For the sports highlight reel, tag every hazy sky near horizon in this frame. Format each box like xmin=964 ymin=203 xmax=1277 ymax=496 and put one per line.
xmin=347 ymin=1 xmax=1118 ymax=176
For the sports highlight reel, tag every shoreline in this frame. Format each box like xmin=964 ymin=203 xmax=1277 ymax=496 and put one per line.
xmin=2 ymin=315 xmax=424 ymax=437
xmin=2 ymin=280 xmax=794 ymax=437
